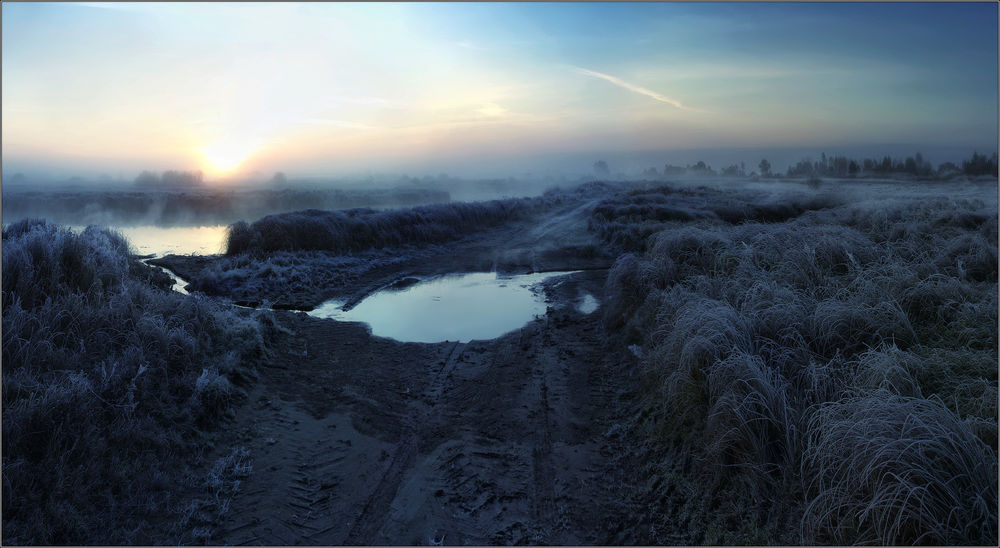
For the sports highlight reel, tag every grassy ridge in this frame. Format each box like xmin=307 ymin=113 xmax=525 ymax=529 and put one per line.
xmin=224 ymin=196 xmax=553 ymax=255
xmin=2 ymin=220 xmax=269 ymax=544
xmin=600 ymin=191 xmax=997 ymax=544
xmin=588 ymin=184 xmax=845 ymax=252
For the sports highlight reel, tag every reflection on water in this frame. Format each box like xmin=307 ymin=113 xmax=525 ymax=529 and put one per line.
xmin=577 ymin=293 xmax=599 ymax=314
xmin=309 ymin=271 xmax=578 ymax=343
xmin=114 ymin=225 xmax=228 ymax=256
xmin=68 ymin=225 xmax=224 ymax=294
xmin=67 ymin=224 xmax=228 ymax=256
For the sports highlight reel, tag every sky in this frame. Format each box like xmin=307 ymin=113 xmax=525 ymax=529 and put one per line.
xmin=2 ymin=1 xmax=997 ymax=180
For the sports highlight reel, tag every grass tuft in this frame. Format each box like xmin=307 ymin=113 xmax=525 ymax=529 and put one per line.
xmin=2 ymin=221 xmax=267 ymax=544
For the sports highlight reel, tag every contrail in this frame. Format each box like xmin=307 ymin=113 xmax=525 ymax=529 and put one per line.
xmin=573 ymin=67 xmax=701 ymax=112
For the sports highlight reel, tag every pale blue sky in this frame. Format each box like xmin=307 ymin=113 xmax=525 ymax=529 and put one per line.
xmin=2 ymin=2 xmax=996 ymax=178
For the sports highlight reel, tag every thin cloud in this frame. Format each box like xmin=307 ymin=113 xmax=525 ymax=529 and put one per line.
xmin=477 ymin=103 xmax=507 ymax=117
xmin=304 ymin=118 xmax=375 ymax=130
xmin=326 ymin=96 xmax=393 ymax=107
xmin=573 ymin=67 xmax=703 ymax=112
xmin=71 ymin=2 xmax=142 ymax=11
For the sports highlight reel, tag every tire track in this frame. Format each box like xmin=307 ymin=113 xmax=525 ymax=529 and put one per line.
xmin=344 ymin=342 xmax=467 ymax=544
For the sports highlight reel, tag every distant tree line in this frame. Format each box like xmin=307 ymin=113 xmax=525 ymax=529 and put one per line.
xmin=782 ymin=151 xmax=998 ymax=179
xmin=632 ymin=150 xmax=998 ymax=180
xmin=645 ymin=160 xmax=746 ymax=178
xmin=134 ymin=170 xmax=204 ymax=188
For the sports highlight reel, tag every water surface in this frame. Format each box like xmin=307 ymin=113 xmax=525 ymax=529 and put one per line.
xmin=66 ymin=224 xmax=228 ymax=256
xmin=309 ymin=271 xmax=577 ymax=343
xmin=577 ymin=294 xmax=599 ymax=314
xmin=114 ymin=225 xmax=228 ymax=256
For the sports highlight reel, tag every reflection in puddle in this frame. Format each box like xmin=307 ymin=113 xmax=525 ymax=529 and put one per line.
xmin=577 ymin=293 xmax=599 ymax=314
xmin=309 ymin=271 xmax=577 ymax=343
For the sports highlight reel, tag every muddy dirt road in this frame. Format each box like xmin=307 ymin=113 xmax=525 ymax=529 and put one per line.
xmin=179 ymin=195 xmax=640 ymax=545
xmin=204 ymin=271 xmax=630 ymax=545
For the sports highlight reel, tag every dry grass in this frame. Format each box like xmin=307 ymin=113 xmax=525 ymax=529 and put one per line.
xmin=2 ymin=220 xmax=269 ymax=544
xmin=598 ymin=183 xmax=997 ymax=544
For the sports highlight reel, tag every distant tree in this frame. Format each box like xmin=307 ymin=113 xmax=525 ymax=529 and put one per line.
xmin=962 ymin=152 xmax=999 ymax=176
xmin=913 ymin=152 xmax=932 ymax=176
xmin=271 ymin=172 xmax=288 ymax=187
xmin=134 ymin=171 xmax=160 ymax=186
xmin=161 ymin=170 xmax=203 ymax=187
xmin=740 ymin=161 xmax=746 ymax=177
xmin=663 ymin=164 xmax=686 ymax=175
xmin=9 ymin=172 xmax=26 ymax=184
xmin=689 ymin=160 xmax=714 ymax=175
xmin=721 ymin=164 xmax=741 ymax=177
xmin=937 ymin=161 xmax=960 ymax=175
xmin=787 ymin=158 xmax=816 ymax=177
xmin=848 ymin=160 xmax=860 ymax=176
xmin=593 ymin=160 xmax=610 ymax=177
xmin=643 ymin=167 xmax=659 ymax=178
xmin=135 ymin=170 xmax=204 ymax=188
xmin=758 ymin=158 xmax=772 ymax=177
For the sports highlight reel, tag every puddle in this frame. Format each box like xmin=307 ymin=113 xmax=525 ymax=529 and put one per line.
xmin=308 ymin=271 xmax=578 ymax=343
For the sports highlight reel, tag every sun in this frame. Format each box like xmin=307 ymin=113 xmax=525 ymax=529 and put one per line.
xmin=200 ymin=140 xmax=255 ymax=176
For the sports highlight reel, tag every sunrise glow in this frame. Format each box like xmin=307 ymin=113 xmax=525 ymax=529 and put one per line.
xmin=1 ymin=2 xmax=996 ymax=179
xmin=200 ymin=141 xmax=256 ymax=177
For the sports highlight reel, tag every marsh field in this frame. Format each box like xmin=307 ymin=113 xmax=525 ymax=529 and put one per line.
xmin=2 ymin=175 xmax=997 ymax=545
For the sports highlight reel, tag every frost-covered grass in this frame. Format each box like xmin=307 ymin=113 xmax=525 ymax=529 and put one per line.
xmin=2 ymin=186 xmax=451 ymax=227
xmin=148 ymin=183 xmax=612 ymax=309
xmin=2 ymin=220 xmax=270 ymax=544
xmin=601 ymin=185 xmax=998 ymax=544
xmin=588 ymin=183 xmax=846 ymax=252
xmin=224 ymin=195 xmax=555 ymax=255
xmin=184 ymin=246 xmax=425 ymax=306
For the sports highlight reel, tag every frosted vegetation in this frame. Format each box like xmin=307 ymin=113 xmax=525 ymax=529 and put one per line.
xmin=2 ymin=174 xmax=995 ymax=544
xmin=224 ymin=195 xmax=557 ymax=255
xmin=598 ymin=185 xmax=997 ymax=544
xmin=1 ymin=219 xmax=272 ymax=544
xmin=186 ymin=188 xmax=599 ymax=304
xmin=1 ymin=186 xmax=451 ymax=228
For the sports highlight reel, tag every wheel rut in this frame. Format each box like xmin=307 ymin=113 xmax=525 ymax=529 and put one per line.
xmin=196 ymin=266 xmax=626 ymax=546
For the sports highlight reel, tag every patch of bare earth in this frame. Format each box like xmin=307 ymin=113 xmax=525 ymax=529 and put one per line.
xmin=195 ymin=269 xmax=631 ymax=545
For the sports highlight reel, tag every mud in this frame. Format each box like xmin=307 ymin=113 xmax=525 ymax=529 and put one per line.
xmin=166 ymin=195 xmax=644 ymax=544
xmin=200 ymin=270 xmax=636 ymax=545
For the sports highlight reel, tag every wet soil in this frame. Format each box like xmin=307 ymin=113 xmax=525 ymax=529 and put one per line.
xmin=204 ymin=271 xmax=636 ymax=545
xmin=167 ymin=196 xmax=644 ymax=544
